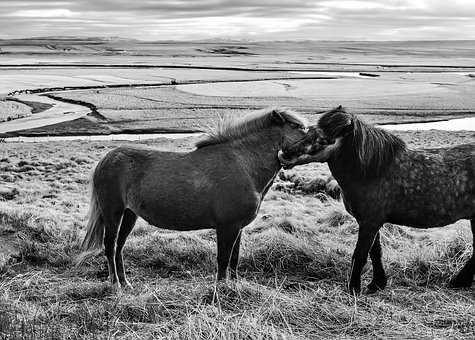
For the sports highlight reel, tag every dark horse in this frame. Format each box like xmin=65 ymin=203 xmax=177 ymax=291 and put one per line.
xmin=279 ymin=106 xmax=475 ymax=294
xmin=81 ymin=108 xmax=307 ymax=289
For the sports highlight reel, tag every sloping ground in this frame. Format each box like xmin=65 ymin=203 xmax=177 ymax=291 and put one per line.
xmin=0 ymin=132 xmax=473 ymax=338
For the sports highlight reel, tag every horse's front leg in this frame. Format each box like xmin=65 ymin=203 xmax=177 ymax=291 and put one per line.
xmin=229 ymin=230 xmax=242 ymax=279
xmin=449 ymin=218 xmax=475 ymax=288
xmin=349 ymin=221 xmax=381 ymax=295
xmin=367 ymin=231 xmax=387 ymax=293
xmin=216 ymin=226 xmax=242 ymax=280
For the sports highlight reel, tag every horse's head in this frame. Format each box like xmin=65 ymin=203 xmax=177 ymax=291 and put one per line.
xmin=278 ymin=106 xmax=352 ymax=168
xmin=278 ymin=126 xmax=340 ymax=168
xmin=269 ymin=108 xmax=309 ymax=150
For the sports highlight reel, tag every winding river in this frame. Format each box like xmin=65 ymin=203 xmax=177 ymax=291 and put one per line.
xmin=1 ymin=73 xmax=474 ymax=143
xmin=4 ymin=117 xmax=474 ymax=143
xmin=0 ymin=94 xmax=89 ymax=134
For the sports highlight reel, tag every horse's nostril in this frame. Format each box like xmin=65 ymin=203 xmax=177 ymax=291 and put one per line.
xmin=278 ymin=150 xmax=291 ymax=162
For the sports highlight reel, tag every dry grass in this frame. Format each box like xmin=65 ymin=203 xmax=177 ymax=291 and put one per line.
xmin=0 ymin=99 xmax=32 ymax=122
xmin=0 ymin=134 xmax=474 ymax=339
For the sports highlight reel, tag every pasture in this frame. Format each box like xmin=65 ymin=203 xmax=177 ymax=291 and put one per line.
xmin=0 ymin=38 xmax=474 ymax=338
xmin=0 ymin=131 xmax=474 ymax=339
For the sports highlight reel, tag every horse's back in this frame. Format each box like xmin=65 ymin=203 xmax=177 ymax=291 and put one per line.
xmin=94 ymin=144 xmax=182 ymax=188
xmin=93 ymin=144 xmax=260 ymax=229
xmin=385 ymin=142 xmax=475 ymax=227
xmin=421 ymin=143 xmax=475 ymax=163
xmin=420 ymin=143 xmax=475 ymax=192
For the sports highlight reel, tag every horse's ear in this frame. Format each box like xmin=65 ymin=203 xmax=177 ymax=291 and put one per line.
xmin=341 ymin=117 xmax=354 ymax=136
xmin=270 ymin=110 xmax=286 ymax=125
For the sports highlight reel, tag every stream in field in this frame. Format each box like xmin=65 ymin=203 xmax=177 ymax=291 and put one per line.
xmin=0 ymin=94 xmax=89 ymax=134
xmin=3 ymin=117 xmax=474 ymax=143
xmin=378 ymin=117 xmax=475 ymax=131
xmin=1 ymin=74 xmax=474 ymax=143
xmin=3 ymin=133 xmax=202 ymax=143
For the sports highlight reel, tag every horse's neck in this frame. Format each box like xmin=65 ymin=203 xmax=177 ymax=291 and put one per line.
xmin=327 ymin=145 xmax=361 ymax=190
xmin=232 ymin=129 xmax=282 ymax=194
xmin=328 ymin=142 xmax=384 ymax=198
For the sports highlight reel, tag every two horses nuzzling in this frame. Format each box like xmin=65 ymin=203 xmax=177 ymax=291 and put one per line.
xmin=81 ymin=105 xmax=474 ymax=294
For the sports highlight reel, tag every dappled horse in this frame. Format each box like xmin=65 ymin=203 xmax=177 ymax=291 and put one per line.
xmin=81 ymin=108 xmax=307 ymax=289
xmin=279 ymin=106 xmax=475 ymax=294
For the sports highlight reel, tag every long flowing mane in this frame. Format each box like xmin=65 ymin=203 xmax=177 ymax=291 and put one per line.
xmin=196 ymin=108 xmax=307 ymax=148
xmin=318 ymin=106 xmax=406 ymax=178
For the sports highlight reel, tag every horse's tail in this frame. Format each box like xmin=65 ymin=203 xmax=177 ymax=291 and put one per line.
xmin=75 ymin=169 xmax=104 ymax=266
xmin=81 ymin=183 xmax=104 ymax=251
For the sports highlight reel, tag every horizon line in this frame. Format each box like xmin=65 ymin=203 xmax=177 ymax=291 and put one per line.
xmin=1 ymin=35 xmax=475 ymax=44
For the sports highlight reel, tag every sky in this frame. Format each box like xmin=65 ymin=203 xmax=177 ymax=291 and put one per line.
xmin=0 ymin=0 xmax=475 ymax=41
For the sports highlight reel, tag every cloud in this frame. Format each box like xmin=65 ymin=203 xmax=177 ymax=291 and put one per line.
xmin=0 ymin=0 xmax=474 ymax=40
xmin=6 ymin=8 xmax=77 ymax=17
xmin=320 ymin=1 xmax=408 ymax=10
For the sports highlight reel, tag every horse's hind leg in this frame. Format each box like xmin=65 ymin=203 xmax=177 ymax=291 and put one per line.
xmin=103 ymin=208 xmax=124 ymax=290
xmin=115 ymin=209 xmax=137 ymax=289
xmin=449 ymin=218 xmax=475 ymax=288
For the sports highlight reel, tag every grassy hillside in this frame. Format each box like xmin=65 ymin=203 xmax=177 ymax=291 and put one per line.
xmin=0 ymin=131 xmax=473 ymax=338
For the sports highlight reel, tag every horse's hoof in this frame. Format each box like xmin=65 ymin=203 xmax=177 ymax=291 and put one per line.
xmin=365 ymin=286 xmax=378 ymax=295
xmin=121 ymin=280 xmax=133 ymax=290
xmin=366 ymin=278 xmax=387 ymax=294
xmin=348 ymin=284 xmax=361 ymax=296
xmin=365 ymin=284 xmax=382 ymax=295
xmin=109 ymin=281 xmax=122 ymax=293
xmin=448 ymin=277 xmax=473 ymax=288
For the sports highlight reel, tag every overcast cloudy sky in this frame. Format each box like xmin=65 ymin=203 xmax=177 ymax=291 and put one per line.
xmin=1 ymin=0 xmax=474 ymax=41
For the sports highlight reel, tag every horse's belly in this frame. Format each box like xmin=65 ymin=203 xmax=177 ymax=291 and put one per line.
xmin=127 ymin=171 xmax=262 ymax=230
xmin=388 ymin=213 xmax=445 ymax=228
xmin=139 ymin=208 xmax=215 ymax=231
xmin=131 ymin=197 xmax=216 ymax=231
xmin=388 ymin=197 xmax=473 ymax=228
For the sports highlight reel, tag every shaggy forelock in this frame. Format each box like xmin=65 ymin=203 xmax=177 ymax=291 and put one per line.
xmin=317 ymin=106 xmax=351 ymax=139
xmin=318 ymin=106 xmax=406 ymax=178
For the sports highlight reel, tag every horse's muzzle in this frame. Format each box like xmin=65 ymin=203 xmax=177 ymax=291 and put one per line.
xmin=278 ymin=150 xmax=296 ymax=169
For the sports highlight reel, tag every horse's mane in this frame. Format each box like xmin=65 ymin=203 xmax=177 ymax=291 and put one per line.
xmin=196 ymin=108 xmax=307 ymax=148
xmin=318 ymin=106 xmax=406 ymax=178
